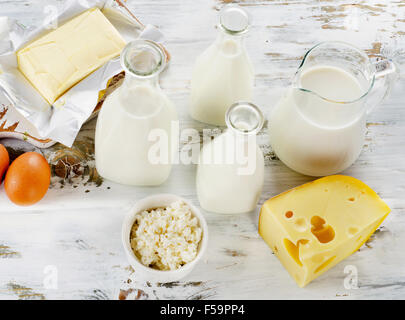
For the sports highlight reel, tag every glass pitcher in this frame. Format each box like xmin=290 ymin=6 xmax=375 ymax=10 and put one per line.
xmin=95 ymin=40 xmax=178 ymax=186
xmin=269 ymin=41 xmax=398 ymax=177
xmin=197 ymin=102 xmax=265 ymax=214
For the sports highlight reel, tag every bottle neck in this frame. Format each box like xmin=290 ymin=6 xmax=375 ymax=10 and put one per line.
xmin=216 ymin=27 xmax=246 ymax=45
xmin=216 ymin=3 xmax=250 ymax=54
xmin=120 ymin=40 xmax=165 ymax=90
xmin=122 ymin=72 xmax=159 ymax=90
xmin=225 ymin=102 xmax=264 ymax=137
xmin=218 ymin=4 xmax=249 ymax=35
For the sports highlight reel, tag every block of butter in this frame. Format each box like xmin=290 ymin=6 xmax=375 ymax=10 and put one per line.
xmin=259 ymin=175 xmax=390 ymax=287
xmin=17 ymin=8 xmax=126 ymax=104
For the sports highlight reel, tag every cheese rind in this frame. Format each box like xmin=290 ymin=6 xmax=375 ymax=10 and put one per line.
xmin=258 ymin=175 xmax=390 ymax=287
xmin=17 ymin=8 xmax=126 ymax=104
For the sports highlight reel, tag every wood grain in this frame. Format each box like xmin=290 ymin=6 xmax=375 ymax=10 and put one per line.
xmin=0 ymin=0 xmax=404 ymax=300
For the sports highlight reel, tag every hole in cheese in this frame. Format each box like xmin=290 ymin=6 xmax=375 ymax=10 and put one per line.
xmin=311 ymin=215 xmax=326 ymax=228
xmin=348 ymin=197 xmax=355 ymax=202
xmin=314 ymin=256 xmax=336 ymax=274
xmin=294 ymin=217 xmax=308 ymax=232
xmin=348 ymin=227 xmax=359 ymax=236
xmin=311 ymin=216 xmax=335 ymax=243
xmin=299 ymin=239 xmax=309 ymax=245
xmin=285 ymin=211 xmax=293 ymax=219
xmin=283 ymin=239 xmax=309 ymax=267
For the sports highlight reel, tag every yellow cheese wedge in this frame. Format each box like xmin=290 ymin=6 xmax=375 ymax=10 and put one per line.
xmin=258 ymin=175 xmax=390 ymax=287
xmin=17 ymin=8 xmax=126 ymax=104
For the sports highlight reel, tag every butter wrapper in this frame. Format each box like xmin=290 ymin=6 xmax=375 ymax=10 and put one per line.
xmin=0 ymin=0 xmax=165 ymax=147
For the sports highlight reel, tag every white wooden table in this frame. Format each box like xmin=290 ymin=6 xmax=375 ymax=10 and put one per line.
xmin=0 ymin=0 xmax=404 ymax=300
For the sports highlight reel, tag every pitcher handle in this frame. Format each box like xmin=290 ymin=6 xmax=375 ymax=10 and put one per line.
xmin=374 ymin=59 xmax=397 ymax=78
xmin=367 ymin=59 xmax=399 ymax=114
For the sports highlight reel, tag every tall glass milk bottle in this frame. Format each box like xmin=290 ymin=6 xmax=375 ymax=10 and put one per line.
xmin=95 ymin=40 xmax=178 ymax=186
xmin=190 ymin=4 xmax=254 ymax=126
xmin=197 ymin=102 xmax=265 ymax=214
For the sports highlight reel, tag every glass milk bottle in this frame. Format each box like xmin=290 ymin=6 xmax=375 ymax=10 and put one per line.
xmin=190 ymin=4 xmax=254 ymax=126
xmin=197 ymin=102 xmax=265 ymax=214
xmin=269 ymin=41 xmax=398 ymax=177
xmin=95 ymin=40 xmax=178 ymax=186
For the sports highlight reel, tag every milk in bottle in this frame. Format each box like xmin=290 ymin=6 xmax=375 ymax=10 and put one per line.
xmin=95 ymin=40 xmax=178 ymax=186
xmin=190 ymin=4 xmax=254 ymax=126
xmin=197 ymin=102 xmax=264 ymax=214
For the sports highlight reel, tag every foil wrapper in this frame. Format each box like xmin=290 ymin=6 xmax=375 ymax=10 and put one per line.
xmin=0 ymin=0 xmax=165 ymax=147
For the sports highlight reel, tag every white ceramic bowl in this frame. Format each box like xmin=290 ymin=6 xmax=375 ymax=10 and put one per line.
xmin=122 ymin=194 xmax=209 ymax=283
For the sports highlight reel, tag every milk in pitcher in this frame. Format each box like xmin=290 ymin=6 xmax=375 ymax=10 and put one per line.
xmin=269 ymin=65 xmax=367 ymax=176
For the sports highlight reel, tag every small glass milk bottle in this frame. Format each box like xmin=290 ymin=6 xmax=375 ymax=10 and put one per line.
xmin=95 ymin=40 xmax=178 ymax=186
xmin=196 ymin=102 xmax=265 ymax=214
xmin=190 ymin=4 xmax=254 ymax=126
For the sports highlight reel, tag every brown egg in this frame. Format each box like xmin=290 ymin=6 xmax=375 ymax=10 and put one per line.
xmin=5 ymin=152 xmax=50 ymax=206
xmin=0 ymin=144 xmax=9 ymax=183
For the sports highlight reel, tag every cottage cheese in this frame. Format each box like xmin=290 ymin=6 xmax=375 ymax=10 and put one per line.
xmin=130 ymin=201 xmax=203 ymax=271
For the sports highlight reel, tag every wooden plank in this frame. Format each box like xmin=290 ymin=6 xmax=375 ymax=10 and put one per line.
xmin=0 ymin=0 xmax=404 ymax=299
